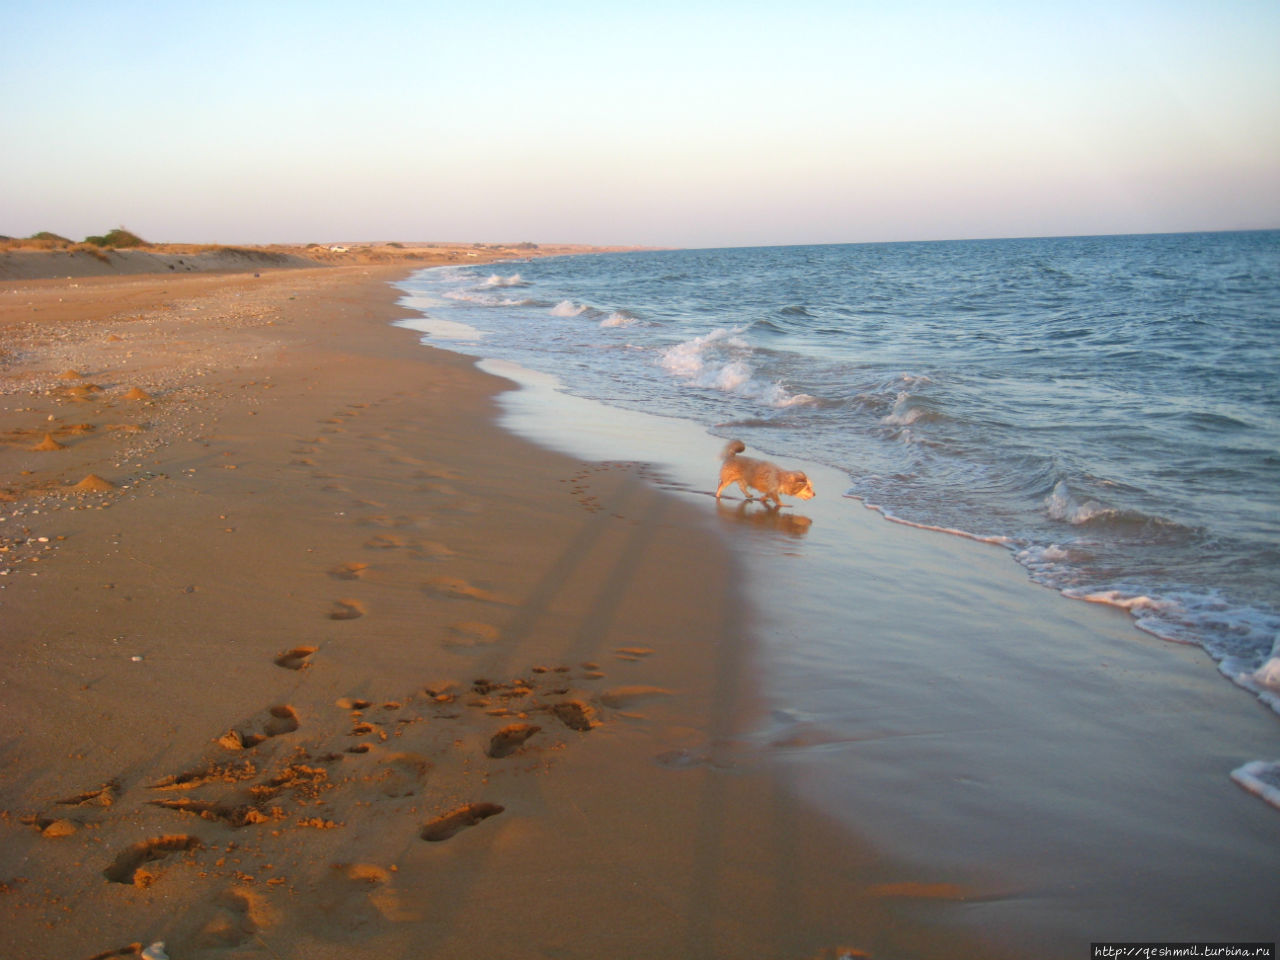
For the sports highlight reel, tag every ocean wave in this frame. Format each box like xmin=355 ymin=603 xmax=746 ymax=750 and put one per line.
xmin=660 ymin=328 xmax=813 ymax=408
xmin=601 ymin=309 xmax=640 ymax=328
xmin=749 ymin=318 xmax=789 ymax=335
xmin=1044 ymin=481 xmax=1114 ymax=525
xmin=551 ymin=300 xmax=587 ymax=317
xmin=444 ymin=290 xmax=542 ymax=308
xmin=880 ymin=391 xmax=947 ymax=427
xmin=478 ymin=273 xmax=530 ymax=288
xmin=1042 ymin=480 xmax=1187 ymax=534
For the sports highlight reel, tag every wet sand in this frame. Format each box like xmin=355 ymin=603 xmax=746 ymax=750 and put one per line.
xmin=0 ymin=260 xmax=1003 ymax=959
xmin=445 ymin=341 xmax=1280 ymax=957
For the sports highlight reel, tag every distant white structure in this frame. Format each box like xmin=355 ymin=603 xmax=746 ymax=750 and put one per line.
xmin=328 ymin=245 xmax=348 ymax=253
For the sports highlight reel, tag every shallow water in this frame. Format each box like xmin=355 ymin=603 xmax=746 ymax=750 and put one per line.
xmin=398 ymin=232 xmax=1280 ymax=719
xmin=432 ymin=351 xmax=1280 ymax=954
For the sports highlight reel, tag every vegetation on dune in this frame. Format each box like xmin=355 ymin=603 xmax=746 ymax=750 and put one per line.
xmin=0 ymin=228 xmax=149 ymax=253
xmin=83 ymin=227 xmax=147 ymax=248
xmin=29 ymin=231 xmax=74 ymax=246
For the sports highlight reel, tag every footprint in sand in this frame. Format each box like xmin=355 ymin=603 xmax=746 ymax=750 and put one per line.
xmin=148 ymin=797 xmax=271 ymax=829
xmin=373 ymin=752 xmax=432 ymax=798
xmin=416 ymin=540 xmax=456 ymax=559
xmin=615 ymin=646 xmax=655 ymax=662
xmin=328 ymin=561 xmax=369 ymax=581
xmin=599 ymin=686 xmax=675 ymax=709
xmin=423 ymin=576 xmax=510 ymax=605
xmin=358 ymin=514 xmax=430 ymax=531
xmin=444 ymin=621 xmax=501 ymax=649
xmin=419 ymin=803 xmax=504 ymax=842
xmin=364 ymin=533 xmax=408 ymax=550
xmin=103 ymin=834 xmax=203 ymax=885
xmin=273 ymin=646 xmax=317 ymax=670
xmin=315 ymin=863 xmax=420 ymax=927
xmin=328 ymin=599 xmax=366 ymax=620
xmin=549 ymin=700 xmax=600 ymax=731
xmin=486 ymin=723 xmax=541 ymax=758
xmin=218 ymin=705 xmax=300 ymax=750
xmin=58 ymin=780 xmax=120 ymax=808
xmin=150 ymin=759 xmax=257 ymax=791
xmin=196 ymin=887 xmax=280 ymax=950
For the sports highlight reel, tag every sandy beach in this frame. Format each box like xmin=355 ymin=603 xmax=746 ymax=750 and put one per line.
xmin=0 ymin=253 xmax=1015 ymax=960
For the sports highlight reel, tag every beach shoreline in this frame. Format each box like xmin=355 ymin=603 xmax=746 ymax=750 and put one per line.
xmin=0 ymin=261 xmax=1003 ymax=959
xmin=400 ymin=262 xmax=1280 ymax=955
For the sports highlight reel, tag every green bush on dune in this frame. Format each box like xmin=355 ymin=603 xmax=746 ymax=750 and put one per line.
xmin=83 ymin=227 xmax=147 ymax=248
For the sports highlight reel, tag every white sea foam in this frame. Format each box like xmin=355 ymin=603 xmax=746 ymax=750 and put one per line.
xmin=1016 ymin=543 xmax=1072 ymax=565
xmin=551 ymin=300 xmax=586 ymax=317
xmin=1052 ymin=585 xmax=1280 ymax=716
xmin=1045 ymin=480 xmax=1112 ymax=524
xmin=1068 ymin=589 xmax=1170 ymax=615
xmin=392 ymin=316 xmax=486 ymax=342
xmin=856 ymin=498 xmax=1012 ymax=545
xmin=601 ymin=310 xmax=639 ymax=328
xmin=1233 ymin=637 xmax=1280 ymax=712
xmin=444 ymin=290 xmax=537 ymax=308
xmin=1014 ymin=543 xmax=1075 ymax=578
xmin=1230 ymin=760 xmax=1280 ymax=810
xmin=882 ymin=392 xmax=926 ymax=426
xmin=480 ymin=273 xmax=528 ymax=288
xmin=660 ymin=329 xmax=813 ymax=408
xmin=1252 ymin=646 xmax=1280 ymax=692
xmin=660 ymin=327 xmax=740 ymax=377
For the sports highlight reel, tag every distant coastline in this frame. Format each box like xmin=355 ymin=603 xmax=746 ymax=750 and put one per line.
xmin=0 ymin=236 xmax=646 ymax=281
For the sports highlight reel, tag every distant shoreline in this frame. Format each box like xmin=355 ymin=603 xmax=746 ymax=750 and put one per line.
xmin=0 ymin=240 xmax=645 ymax=281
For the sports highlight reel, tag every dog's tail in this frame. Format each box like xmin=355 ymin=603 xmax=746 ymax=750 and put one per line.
xmin=721 ymin=439 xmax=746 ymax=460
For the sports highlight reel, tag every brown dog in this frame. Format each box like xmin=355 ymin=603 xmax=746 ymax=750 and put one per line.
xmin=716 ymin=440 xmax=814 ymax=508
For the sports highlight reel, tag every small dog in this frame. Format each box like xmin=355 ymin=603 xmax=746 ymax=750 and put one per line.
xmin=716 ymin=440 xmax=814 ymax=508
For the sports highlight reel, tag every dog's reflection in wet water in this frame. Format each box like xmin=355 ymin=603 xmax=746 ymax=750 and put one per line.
xmin=715 ymin=497 xmax=813 ymax=538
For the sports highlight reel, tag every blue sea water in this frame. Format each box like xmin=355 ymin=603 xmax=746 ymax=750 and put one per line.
xmin=398 ymin=231 xmax=1280 ymax=723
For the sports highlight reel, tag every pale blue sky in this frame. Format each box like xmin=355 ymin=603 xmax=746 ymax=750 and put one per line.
xmin=3 ymin=0 xmax=1277 ymax=246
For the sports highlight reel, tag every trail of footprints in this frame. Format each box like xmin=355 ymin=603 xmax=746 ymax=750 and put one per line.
xmin=21 ymin=636 xmax=660 ymax=945
xmin=18 ymin=421 xmax=682 ymax=953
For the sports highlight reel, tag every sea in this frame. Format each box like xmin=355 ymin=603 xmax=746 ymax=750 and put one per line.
xmin=396 ymin=232 xmax=1280 ymax=816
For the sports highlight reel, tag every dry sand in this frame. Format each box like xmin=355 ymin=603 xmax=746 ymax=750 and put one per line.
xmin=0 ymin=258 xmax=1002 ymax=959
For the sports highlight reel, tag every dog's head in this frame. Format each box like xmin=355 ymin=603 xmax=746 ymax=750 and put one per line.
xmin=783 ymin=471 xmax=815 ymax=500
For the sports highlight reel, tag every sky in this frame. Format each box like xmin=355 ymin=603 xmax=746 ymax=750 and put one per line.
xmin=2 ymin=0 xmax=1277 ymax=248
